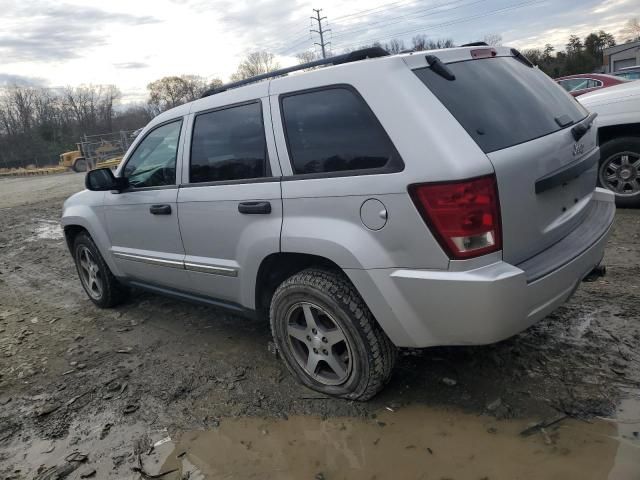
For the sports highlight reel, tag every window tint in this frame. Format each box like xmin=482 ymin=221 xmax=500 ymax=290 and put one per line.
xmin=558 ymin=79 xmax=585 ymax=91
xmin=559 ymin=78 xmax=595 ymax=92
xmin=123 ymin=120 xmax=182 ymax=188
xmin=281 ymin=87 xmax=400 ymax=175
xmin=414 ymin=57 xmax=588 ymax=153
xmin=618 ymin=71 xmax=640 ymax=80
xmin=190 ymin=102 xmax=268 ymax=183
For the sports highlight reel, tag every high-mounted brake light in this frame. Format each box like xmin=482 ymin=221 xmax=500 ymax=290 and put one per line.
xmin=470 ymin=48 xmax=497 ymax=59
xmin=409 ymin=175 xmax=502 ymax=260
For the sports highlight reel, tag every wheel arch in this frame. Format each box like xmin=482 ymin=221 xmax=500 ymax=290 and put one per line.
xmin=254 ymin=252 xmax=347 ymax=320
xmin=63 ymin=224 xmax=89 ymax=253
xmin=598 ymin=123 xmax=640 ymax=146
xmin=61 ymin=213 xmax=123 ymax=277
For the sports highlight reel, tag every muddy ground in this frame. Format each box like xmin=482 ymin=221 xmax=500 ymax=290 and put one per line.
xmin=0 ymin=174 xmax=639 ymax=479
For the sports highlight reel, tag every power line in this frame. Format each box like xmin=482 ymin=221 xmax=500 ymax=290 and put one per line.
xmin=330 ymin=0 xmax=416 ymax=23
xmin=310 ymin=8 xmax=331 ymax=59
xmin=330 ymin=0 xmax=485 ymax=39
xmin=334 ymin=0 xmax=543 ymax=51
xmin=277 ymin=0 xmax=464 ymax=56
xmin=266 ymin=0 xmax=471 ymax=56
xmin=268 ymin=0 xmax=414 ymax=55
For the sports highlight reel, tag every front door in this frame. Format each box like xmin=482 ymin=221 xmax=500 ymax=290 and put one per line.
xmin=104 ymin=117 xmax=190 ymax=290
xmin=177 ymin=97 xmax=282 ymax=308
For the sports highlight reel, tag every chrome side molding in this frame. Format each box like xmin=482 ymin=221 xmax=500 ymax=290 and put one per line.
xmin=113 ymin=251 xmax=238 ymax=277
xmin=113 ymin=251 xmax=184 ymax=269
xmin=184 ymin=262 xmax=238 ymax=277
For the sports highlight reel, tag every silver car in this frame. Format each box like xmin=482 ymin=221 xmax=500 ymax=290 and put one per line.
xmin=62 ymin=46 xmax=615 ymax=400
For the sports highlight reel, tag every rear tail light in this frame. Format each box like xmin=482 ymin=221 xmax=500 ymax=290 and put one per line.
xmin=409 ymin=175 xmax=502 ymax=260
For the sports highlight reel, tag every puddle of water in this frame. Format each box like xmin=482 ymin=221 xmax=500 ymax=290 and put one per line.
xmin=5 ymin=401 xmax=638 ymax=479
xmin=604 ymin=396 xmax=640 ymax=480
xmin=161 ymin=403 xmax=640 ymax=480
xmin=28 ymin=220 xmax=63 ymax=241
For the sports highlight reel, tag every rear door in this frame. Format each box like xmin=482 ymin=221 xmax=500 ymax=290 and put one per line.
xmin=410 ymin=49 xmax=597 ymax=264
xmin=177 ymin=92 xmax=282 ymax=308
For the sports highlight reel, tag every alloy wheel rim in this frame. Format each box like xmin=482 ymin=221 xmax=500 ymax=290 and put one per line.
xmin=285 ymin=302 xmax=352 ymax=386
xmin=599 ymin=151 xmax=640 ymax=197
xmin=77 ymin=246 xmax=103 ymax=300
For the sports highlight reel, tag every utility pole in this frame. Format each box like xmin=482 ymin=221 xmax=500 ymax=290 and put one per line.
xmin=310 ymin=8 xmax=331 ymax=59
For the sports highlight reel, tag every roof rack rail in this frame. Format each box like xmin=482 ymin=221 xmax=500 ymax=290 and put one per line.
xmin=460 ymin=42 xmax=488 ymax=47
xmin=201 ymin=46 xmax=389 ymax=98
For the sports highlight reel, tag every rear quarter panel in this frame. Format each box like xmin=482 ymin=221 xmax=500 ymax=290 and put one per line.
xmin=270 ymin=56 xmax=496 ymax=270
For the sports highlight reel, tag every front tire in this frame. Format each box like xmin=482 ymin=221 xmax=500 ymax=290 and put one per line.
xmin=598 ymin=137 xmax=640 ymax=208
xmin=73 ymin=233 xmax=128 ymax=308
xmin=270 ymin=268 xmax=396 ymax=401
xmin=73 ymin=158 xmax=87 ymax=173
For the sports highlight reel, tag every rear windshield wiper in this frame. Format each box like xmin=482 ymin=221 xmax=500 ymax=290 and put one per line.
xmin=571 ymin=112 xmax=598 ymax=141
xmin=425 ymin=55 xmax=455 ymax=81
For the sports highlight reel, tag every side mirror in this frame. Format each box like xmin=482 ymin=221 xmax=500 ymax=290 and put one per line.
xmin=85 ymin=168 xmax=129 ymax=192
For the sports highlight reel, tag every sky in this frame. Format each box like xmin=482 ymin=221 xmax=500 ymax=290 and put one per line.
xmin=0 ymin=0 xmax=637 ymax=102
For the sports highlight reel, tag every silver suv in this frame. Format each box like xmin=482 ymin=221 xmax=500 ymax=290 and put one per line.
xmin=62 ymin=46 xmax=615 ymax=400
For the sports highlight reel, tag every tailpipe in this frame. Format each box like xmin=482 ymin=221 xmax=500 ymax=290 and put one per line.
xmin=583 ymin=264 xmax=606 ymax=282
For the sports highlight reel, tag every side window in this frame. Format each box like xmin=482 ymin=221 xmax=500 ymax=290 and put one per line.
xmin=281 ymin=87 xmax=400 ymax=175
xmin=190 ymin=102 xmax=268 ymax=183
xmin=123 ymin=120 xmax=182 ymax=188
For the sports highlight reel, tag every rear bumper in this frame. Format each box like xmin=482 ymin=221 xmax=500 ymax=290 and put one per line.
xmin=347 ymin=189 xmax=615 ymax=348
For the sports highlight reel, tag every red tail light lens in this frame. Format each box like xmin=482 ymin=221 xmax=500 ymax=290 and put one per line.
xmin=409 ymin=175 xmax=502 ymax=260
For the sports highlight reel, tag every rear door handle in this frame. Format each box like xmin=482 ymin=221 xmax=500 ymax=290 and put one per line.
xmin=238 ymin=201 xmax=271 ymax=214
xmin=149 ymin=204 xmax=172 ymax=215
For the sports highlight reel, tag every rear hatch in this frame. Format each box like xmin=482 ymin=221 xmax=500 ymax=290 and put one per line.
xmin=408 ymin=47 xmax=597 ymax=264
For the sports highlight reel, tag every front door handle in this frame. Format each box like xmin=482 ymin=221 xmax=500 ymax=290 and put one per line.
xmin=238 ymin=201 xmax=271 ymax=214
xmin=149 ymin=204 xmax=172 ymax=215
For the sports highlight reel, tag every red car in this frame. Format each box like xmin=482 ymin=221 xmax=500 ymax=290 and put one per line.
xmin=555 ymin=73 xmax=628 ymax=96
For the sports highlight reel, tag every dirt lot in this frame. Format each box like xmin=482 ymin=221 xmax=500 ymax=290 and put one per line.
xmin=0 ymin=174 xmax=639 ymax=479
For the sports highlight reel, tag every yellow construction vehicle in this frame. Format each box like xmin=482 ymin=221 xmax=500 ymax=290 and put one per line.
xmin=59 ymin=144 xmax=87 ymax=172
xmin=59 ymin=130 xmax=139 ymax=172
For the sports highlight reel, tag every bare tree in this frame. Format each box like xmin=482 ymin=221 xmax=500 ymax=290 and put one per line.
xmin=621 ymin=17 xmax=640 ymax=42
xmin=384 ymin=39 xmax=406 ymax=54
xmin=522 ymin=48 xmax=543 ymax=65
xmin=411 ymin=35 xmax=455 ymax=51
xmin=483 ymin=33 xmax=503 ymax=46
xmin=147 ymin=75 xmax=218 ymax=114
xmin=411 ymin=35 xmax=428 ymax=51
xmin=296 ymin=51 xmax=319 ymax=64
xmin=230 ymin=51 xmax=280 ymax=82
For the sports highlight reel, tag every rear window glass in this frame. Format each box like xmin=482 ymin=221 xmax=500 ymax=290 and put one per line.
xmin=281 ymin=87 xmax=401 ymax=175
xmin=414 ymin=57 xmax=588 ymax=153
xmin=190 ymin=102 xmax=268 ymax=183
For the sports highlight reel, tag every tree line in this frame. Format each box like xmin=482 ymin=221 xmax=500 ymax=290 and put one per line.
xmin=1 ymin=18 xmax=638 ymax=170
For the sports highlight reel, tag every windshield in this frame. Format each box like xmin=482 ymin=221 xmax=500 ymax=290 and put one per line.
xmin=414 ymin=56 xmax=588 ymax=153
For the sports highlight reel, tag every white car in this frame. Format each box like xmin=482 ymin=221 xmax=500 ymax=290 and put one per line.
xmin=579 ymin=81 xmax=640 ymax=207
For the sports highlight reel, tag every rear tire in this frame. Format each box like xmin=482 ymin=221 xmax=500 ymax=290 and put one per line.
xmin=73 ymin=158 xmax=87 ymax=173
xmin=270 ymin=268 xmax=396 ymax=401
xmin=73 ymin=232 xmax=128 ymax=308
xmin=598 ymin=137 xmax=640 ymax=208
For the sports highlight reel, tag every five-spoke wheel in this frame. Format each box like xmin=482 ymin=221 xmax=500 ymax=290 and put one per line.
xmin=286 ymin=302 xmax=352 ymax=386
xmin=76 ymin=245 xmax=103 ymax=300
xmin=270 ymin=268 xmax=396 ymax=401
xmin=72 ymin=232 xmax=128 ymax=308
